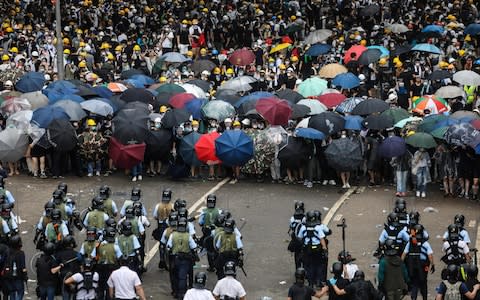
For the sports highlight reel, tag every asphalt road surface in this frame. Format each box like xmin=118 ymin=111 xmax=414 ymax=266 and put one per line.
xmin=6 ymin=174 xmax=479 ymax=299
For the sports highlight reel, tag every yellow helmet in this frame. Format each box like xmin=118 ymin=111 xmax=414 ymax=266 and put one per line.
xmin=1 ymin=54 xmax=9 ymax=61
xmin=406 ymin=130 xmax=416 ymax=137
xmin=5 ymin=27 xmax=13 ymax=33
xmin=86 ymin=119 xmax=96 ymax=126
xmin=279 ymin=64 xmax=286 ymax=70
xmin=76 ymin=28 xmax=83 ymax=34
xmin=392 ymin=57 xmax=400 ymax=64
xmin=192 ymin=120 xmax=199 ymax=126
xmin=182 ymin=19 xmax=188 ymax=25
xmin=114 ymin=45 xmax=123 ymax=52
xmin=100 ymin=42 xmax=110 ymax=49
xmin=159 ymin=105 xmax=168 ymax=113
xmin=133 ymin=45 xmax=141 ymax=51
xmin=107 ymin=53 xmax=115 ymax=60
xmin=79 ymin=41 xmax=86 ymax=47
xmin=233 ymin=121 xmax=241 ymax=127
xmin=63 ymin=37 xmax=70 ymax=45
xmin=226 ymin=68 xmax=234 ymax=75
xmin=458 ymin=49 xmax=465 ymax=57
xmin=379 ymin=58 xmax=387 ymax=65
xmin=213 ymin=67 xmax=221 ymax=75
xmin=78 ymin=61 xmax=87 ymax=68
xmin=465 ymin=35 xmax=472 ymax=42
xmin=338 ymin=36 xmax=344 ymax=42
xmin=186 ymin=50 xmax=193 ymax=57
xmin=439 ymin=61 xmax=449 ymax=69
xmin=63 ymin=49 xmax=71 ymax=55
xmin=290 ymin=15 xmax=296 ymax=21
xmin=9 ymin=47 xmax=18 ymax=53
xmin=395 ymin=61 xmax=403 ymax=68
xmin=291 ymin=56 xmax=298 ymax=62
xmin=202 ymin=8 xmax=208 ymax=13
xmin=200 ymin=48 xmax=207 ymax=55
xmin=268 ymin=57 xmax=275 ymax=63
xmin=159 ymin=76 xmax=167 ymax=83
xmin=360 ymin=39 xmax=367 ymax=46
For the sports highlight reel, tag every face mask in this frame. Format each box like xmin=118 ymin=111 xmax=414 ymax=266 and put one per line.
xmin=184 ymin=126 xmax=192 ymax=132
xmin=225 ymin=126 xmax=231 ymax=130
xmin=193 ymin=127 xmax=199 ymax=132
xmin=155 ymin=123 xmax=161 ymax=128
xmin=91 ymin=126 xmax=96 ymax=131
xmin=258 ymin=124 xmax=264 ymax=129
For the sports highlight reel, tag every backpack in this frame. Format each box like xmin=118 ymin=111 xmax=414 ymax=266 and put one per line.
xmin=1 ymin=250 xmax=16 ymax=278
xmin=78 ymin=271 xmax=96 ymax=292
xmin=443 ymin=280 xmax=462 ymax=300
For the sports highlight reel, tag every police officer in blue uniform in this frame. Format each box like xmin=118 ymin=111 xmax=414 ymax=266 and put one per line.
xmin=288 ymin=201 xmax=305 ymax=270
xmin=376 ymin=212 xmax=410 ymax=257
xmin=442 ymin=214 xmax=471 ymax=244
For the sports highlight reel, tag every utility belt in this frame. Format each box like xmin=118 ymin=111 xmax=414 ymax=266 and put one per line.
xmin=174 ymin=252 xmax=193 ymax=260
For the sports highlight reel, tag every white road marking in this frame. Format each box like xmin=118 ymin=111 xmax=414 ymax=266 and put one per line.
xmin=324 ymin=187 xmax=356 ymax=226
xmin=468 ymin=220 xmax=476 ymax=228
xmin=17 ymin=216 xmax=27 ymax=224
xmin=143 ymin=178 xmax=230 ymax=266
xmin=333 ymin=214 xmax=343 ymax=222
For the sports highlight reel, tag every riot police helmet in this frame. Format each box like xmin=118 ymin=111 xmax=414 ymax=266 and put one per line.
xmin=91 ymin=196 xmax=104 ymax=210
xmin=104 ymin=226 xmax=117 ymax=242
xmin=125 ymin=206 xmax=135 ymax=219
xmin=206 ymin=194 xmax=216 ymax=208
xmin=86 ymin=226 xmax=97 ymax=241
xmin=168 ymin=211 xmax=179 ymax=227
xmin=384 ymin=239 xmax=399 ymax=256
xmin=44 ymin=201 xmax=55 ymax=217
xmin=121 ymin=220 xmax=133 ymax=236
xmin=177 ymin=217 xmax=188 ymax=233
xmin=224 ymin=261 xmax=236 ymax=276
xmin=131 ymin=187 xmax=141 ymax=201
xmin=63 ymin=235 xmax=77 ymax=248
xmin=51 ymin=208 xmax=62 ymax=221
xmin=9 ymin=235 xmax=22 ymax=249
xmin=57 ymin=182 xmax=68 ymax=194
xmin=394 ymin=198 xmax=406 ymax=213
xmin=99 ymin=185 xmax=111 ymax=199
xmin=353 ymin=270 xmax=365 ymax=281
xmin=178 ymin=207 xmax=188 ymax=219
xmin=224 ymin=218 xmax=235 ymax=234
xmin=214 ymin=214 xmax=226 ymax=227
xmin=294 ymin=201 xmax=305 ymax=212
xmin=387 ymin=212 xmax=400 ymax=227
xmin=447 ymin=224 xmax=460 ymax=241
xmin=305 ymin=210 xmax=317 ymax=226
xmin=105 ymin=218 xmax=116 ymax=229
xmin=174 ymin=199 xmax=187 ymax=211
xmin=162 ymin=189 xmax=172 ymax=202
xmin=83 ymin=258 xmax=94 ymax=269
xmin=445 ymin=264 xmax=459 ymax=283
xmin=43 ymin=242 xmax=56 ymax=255
xmin=338 ymin=250 xmax=355 ymax=264
xmin=409 ymin=211 xmax=420 ymax=226
xmin=454 ymin=214 xmax=465 ymax=228
xmin=132 ymin=202 xmax=143 ymax=216
xmin=52 ymin=189 xmax=64 ymax=205
xmin=193 ymin=272 xmax=207 ymax=289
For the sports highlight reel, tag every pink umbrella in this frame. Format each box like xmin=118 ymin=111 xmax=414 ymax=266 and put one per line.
xmin=169 ymin=93 xmax=196 ymax=108
xmin=344 ymin=45 xmax=367 ymax=64
xmin=256 ymin=97 xmax=292 ymax=126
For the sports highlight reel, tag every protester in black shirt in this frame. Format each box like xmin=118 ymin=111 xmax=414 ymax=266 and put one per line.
xmin=287 ymin=268 xmax=328 ymax=300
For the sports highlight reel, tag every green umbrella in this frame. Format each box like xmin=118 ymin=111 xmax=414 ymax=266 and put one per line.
xmin=394 ymin=116 xmax=423 ymax=128
xmin=406 ymin=132 xmax=437 ymax=148
xmin=380 ymin=108 xmax=410 ymax=124
xmin=156 ymin=83 xmax=186 ymax=94
xmin=201 ymin=100 xmax=236 ymax=121
xmin=417 ymin=115 xmax=447 ymax=132
xmin=298 ymin=77 xmax=328 ymax=97
xmin=152 ymin=57 xmax=167 ymax=75
xmin=431 ymin=126 xmax=447 ymax=140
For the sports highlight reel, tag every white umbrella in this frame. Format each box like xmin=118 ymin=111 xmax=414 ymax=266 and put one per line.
xmin=297 ymin=99 xmax=327 ymax=115
xmin=0 ymin=128 xmax=29 ymax=162
xmin=6 ymin=110 xmax=33 ymax=132
xmin=21 ymin=91 xmax=49 ymax=110
xmin=453 ymin=70 xmax=480 ymax=86
xmin=160 ymin=52 xmax=190 ymax=63
xmin=296 ymin=117 xmax=310 ymax=128
xmin=435 ymin=85 xmax=465 ymax=99
xmin=387 ymin=23 xmax=409 ymax=33
xmin=220 ymin=76 xmax=257 ymax=92
xmin=179 ymin=83 xmax=207 ymax=99
xmin=305 ymin=29 xmax=333 ymax=45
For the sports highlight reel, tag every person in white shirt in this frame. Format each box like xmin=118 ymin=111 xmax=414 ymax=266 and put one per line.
xmin=107 ymin=256 xmax=146 ymax=300
xmin=64 ymin=258 xmax=99 ymax=300
xmin=184 ymin=272 xmax=215 ymax=300
xmin=213 ymin=261 xmax=246 ymax=300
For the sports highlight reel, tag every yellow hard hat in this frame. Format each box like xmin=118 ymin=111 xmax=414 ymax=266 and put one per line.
xmin=160 ymin=105 xmax=168 ymax=113
xmin=213 ymin=67 xmax=221 ymax=75
xmin=379 ymin=58 xmax=387 ymax=65
xmin=233 ymin=121 xmax=241 ymax=127
xmin=133 ymin=45 xmax=141 ymax=51
xmin=107 ymin=53 xmax=115 ymax=60
xmin=226 ymin=68 xmax=234 ymax=75
xmin=100 ymin=42 xmax=110 ymax=49
xmin=114 ymin=45 xmax=123 ymax=51
xmin=9 ymin=47 xmax=18 ymax=53
xmin=406 ymin=130 xmax=416 ymax=137
xmin=439 ymin=61 xmax=449 ymax=69
xmin=202 ymin=8 xmax=208 ymax=13
xmin=76 ymin=28 xmax=83 ymax=34
xmin=5 ymin=27 xmax=13 ymax=33
xmin=338 ymin=36 xmax=344 ymax=42
xmin=447 ymin=14 xmax=457 ymax=21
xmin=63 ymin=37 xmax=70 ymax=45
xmin=291 ymin=56 xmax=298 ymax=62
xmin=1 ymin=54 xmax=9 ymax=61
xmin=290 ymin=15 xmax=296 ymax=21
xmin=268 ymin=57 xmax=275 ymax=63
xmin=279 ymin=64 xmax=286 ymax=70
xmin=186 ymin=51 xmax=193 ymax=57
xmin=192 ymin=120 xmax=199 ymax=126
xmin=182 ymin=19 xmax=188 ymax=25
xmin=79 ymin=41 xmax=86 ymax=47
xmin=2 ymin=23 xmax=9 ymax=29
xmin=200 ymin=48 xmax=207 ymax=55
xmin=412 ymin=96 xmax=420 ymax=102
xmin=392 ymin=57 xmax=400 ymax=64
xmin=87 ymin=119 xmax=96 ymax=126
xmin=395 ymin=61 xmax=403 ymax=68
xmin=159 ymin=76 xmax=167 ymax=83
xmin=465 ymin=35 xmax=472 ymax=42
xmin=360 ymin=39 xmax=367 ymax=46
xmin=78 ymin=61 xmax=87 ymax=68
xmin=458 ymin=49 xmax=465 ymax=57
xmin=63 ymin=49 xmax=71 ymax=55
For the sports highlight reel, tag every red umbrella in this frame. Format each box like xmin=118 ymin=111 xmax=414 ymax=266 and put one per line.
xmin=169 ymin=92 xmax=196 ymax=108
xmin=195 ymin=132 xmax=221 ymax=163
xmin=344 ymin=45 xmax=367 ymax=64
xmin=108 ymin=137 xmax=146 ymax=169
xmin=256 ymin=97 xmax=292 ymax=126
xmin=282 ymin=36 xmax=293 ymax=44
xmin=228 ymin=48 xmax=255 ymax=66
xmin=314 ymin=93 xmax=347 ymax=108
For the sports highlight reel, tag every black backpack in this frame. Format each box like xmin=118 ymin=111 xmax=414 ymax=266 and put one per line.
xmin=77 ymin=271 xmax=96 ymax=293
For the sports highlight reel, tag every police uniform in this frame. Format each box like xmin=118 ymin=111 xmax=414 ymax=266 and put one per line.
xmin=441 ymin=239 xmax=469 ymax=265
xmin=116 ymin=233 xmax=142 ymax=273
xmin=378 ymin=225 xmax=410 ymax=254
xmin=91 ymin=240 xmax=123 ymax=299
xmin=402 ymin=239 xmax=433 ymax=299
xmin=83 ymin=209 xmax=109 ymax=231
xmin=120 ymin=200 xmax=147 ymax=217
xmin=297 ymin=223 xmax=327 ymax=287
xmin=161 ymin=224 xmax=177 ymax=293
xmin=198 ymin=207 xmax=221 ymax=228
xmin=79 ymin=240 xmax=98 ymax=258
xmin=103 ymin=197 xmax=118 ymax=219
xmin=214 ymin=230 xmax=243 ymax=279
xmin=442 ymin=229 xmax=471 ymax=244
xmin=167 ymin=229 xmax=197 ymax=298
xmin=118 ymin=216 xmax=146 ymax=237
xmin=44 ymin=221 xmax=69 ymax=243
xmin=0 ymin=188 xmax=15 ymax=205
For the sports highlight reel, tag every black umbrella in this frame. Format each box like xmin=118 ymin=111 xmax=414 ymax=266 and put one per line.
xmin=145 ymin=129 xmax=174 ymax=161
xmin=109 ymin=94 xmax=127 ymax=112
xmin=358 ymin=49 xmax=382 ymax=65
xmin=121 ymin=69 xmax=146 ymax=79
xmin=123 ymin=101 xmax=151 ymax=114
xmin=120 ymin=88 xmax=155 ymax=103
xmin=46 ymin=119 xmax=78 ymax=152
xmin=360 ymin=4 xmax=380 ymax=16
xmin=191 ymin=60 xmax=216 ymax=74
xmin=291 ymin=104 xmax=311 ymax=119
xmin=238 ymin=100 xmax=257 ymax=116
xmin=308 ymin=111 xmax=345 ymax=135
xmin=155 ymin=92 xmax=176 ymax=108
xmin=275 ymin=89 xmax=304 ymax=103
xmin=325 ymin=138 xmax=363 ymax=171
xmin=391 ymin=45 xmax=412 ymax=57
xmin=161 ymin=108 xmax=191 ymax=128
xmin=278 ymin=137 xmax=311 ymax=168
xmin=428 ymin=70 xmax=453 ymax=81
xmin=187 ymin=79 xmax=211 ymax=92
xmin=75 ymin=85 xmax=98 ymax=98
xmin=112 ymin=108 xmax=150 ymax=144
xmin=351 ymin=98 xmax=389 ymax=115
xmin=216 ymin=94 xmax=241 ymax=105
xmin=362 ymin=114 xmax=394 ymax=130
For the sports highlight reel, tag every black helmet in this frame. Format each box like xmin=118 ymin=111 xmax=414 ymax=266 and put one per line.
xmin=214 ymin=214 xmax=226 ymax=227
xmin=1 ymin=203 xmax=12 ymax=218
xmin=224 ymin=218 xmax=235 ymax=234
xmin=52 ymin=189 xmax=64 ymax=204
xmin=206 ymin=194 xmax=216 ymax=208
xmin=9 ymin=235 xmax=22 ymax=248
xmin=83 ymin=258 xmax=94 ymax=269
xmin=387 ymin=212 xmax=400 ymax=227
xmin=86 ymin=227 xmax=97 ymax=241
xmin=294 ymin=201 xmax=305 ymax=212
xmin=193 ymin=272 xmax=207 ymax=289
xmin=224 ymin=261 xmax=236 ymax=276
xmin=91 ymin=196 xmax=104 ymax=210
xmin=132 ymin=202 xmax=143 ymax=216
xmin=447 ymin=224 xmax=460 ymax=241
xmin=338 ymin=250 xmax=355 ymax=264
xmin=105 ymin=227 xmax=117 ymax=242
xmin=353 ymin=270 xmax=365 ymax=281
xmin=57 ymin=182 xmax=68 ymax=194
xmin=168 ymin=211 xmax=179 ymax=227
xmin=465 ymin=264 xmax=478 ymax=279
xmin=105 ymin=218 xmax=116 ymax=229
xmin=121 ymin=220 xmax=133 ymax=236
xmin=44 ymin=242 xmax=56 ymax=255
xmin=313 ymin=210 xmax=322 ymax=223
xmin=0 ymin=194 xmax=6 ymax=204
xmin=454 ymin=214 xmax=465 ymax=228
xmin=0 ymin=176 xmax=4 ymax=188
xmin=162 ymin=189 xmax=172 ymax=202
xmin=293 ymin=207 xmax=304 ymax=220
xmin=63 ymin=235 xmax=77 ymax=248
xmin=51 ymin=209 xmax=62 ymax=221
xmin=125 ymin=206 xmax=135 ymax=218
xmin=446 ymin=264 xmax=459 ymax=283
xmin=119 ymin=254 xmax=130 ymax=265
xmin=131 ymin=187 xmax=141 ymax=201
xmin=412 ymin=224 xmax=424 ymax=240
xmin=409 ymin=211 xmax=420 ymax=226
xmin=99 ymin=185 xmax=111 ymax=199
xmin=174 ymin=199 xmax=187 ymax=211
xmin=332 ymin=262 xmax=343 ymax=276
xmin=295 ymin=267 xmax=306 ymax=283
xmin=223 ymin=210 xmax=232 ymax=220
xmin=306 ymin=210 xmax=316 ymax=226
xmin=394 ymin=198 xmax=406 ymax=213
xmin=178 ymin=207 xmax=188 ymax=219
xmin=44 ymin=201 xmax=55 ymax=217
xmin=384 ymin=239 xmax=399 ymax=256
xmin=177 ymin=217 xmax=188 ymax=233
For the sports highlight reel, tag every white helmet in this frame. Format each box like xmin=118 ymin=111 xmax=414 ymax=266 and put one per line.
xmin=358 ymin=74 xmax=366 ymax=81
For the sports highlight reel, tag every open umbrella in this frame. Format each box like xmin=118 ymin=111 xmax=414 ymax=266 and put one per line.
xmin=120 ymin=69 xmax=146 ymax=79
xmin=298 ymin=77 xmax=328 ymax=97
xmin=344 ymin=45 xmax=367 ymax=64
xmin=169 ymin=93 xmax=196 ymax=108
xmin=160 ymin=52 xmax=189 ymax=63
xmin=379 ymin=136 xmax=406 ymax=158
xmin=0 ymin=128 xmax=29 ymax=162
xmin=445 ymin=123 xmax=478 ymax=146
xmin=53 ymin=100 xmax=87 ymax=121
xmin=360 ymin=4 xmax=380 ymax=16
xmin=297 ymin=99 xmax=327 ymax=115
xmin=464 ymin=23 xmax=480 ymax=35
xmin=395 ymin=116 xmax=423 ymax=128
xmin=435 ymin=86 xmax=464 ymax=99
xmin=411 ymin=43 xmax=442 ymax=54
xmin=309 ymin=111 xmax=345 ymax=135
xmin=387 ymin=23 xmax=409 ymax=34
xmin=412 ymin=96 xmax=449 ymax=115
xmin=6 ymin=110 xmax=32 ymax=131
xmin=120 ymin=88 xmax=155 ymax=103
xmin=31 ymin=105 xmax=69 ymax=128
xmin=229 ymin=48 xmax=255 ymax=66
xmin=186 ymin=79 xmax=211 ymax=92
xmin=191 ymin=60 xmax=216 ymax=74
xmin=236 ymin=92 xmax=274 ymax=107
xmin=305 ymin=29 xmax=332 ymax=44
xmin=156 ymin=83 xmax=185 ymax=94
xmin=294 ymin=128 xmax=326 ymax=140
xmin=315 ymin=93 xmax=346 ymax=108
xmin=92 ymin=86 xmax=113 ymax=99
xmin=0 ymin=97 xmax=31 ymax=116
xmin=362 ymin=114 xmax=394 ymax=130
xmin=80 ymin=99 xmax=114 ymax=117
xmin=220 ymin=76 xmax=256 ymax=92
xmin=306 ymin=44 xmax=332 ymax=56
xmin=278 ymin=137 xmax=310 ymax=168
xmin=215 ymin=130 xmax=254 ymax=166
xmin=429 ymin=70 xmax=453 ymax=81
xmin=325 ymin=138 xmax=363 ymax=171
xmin=368 ymin=45 xmax=390 ymax=57
xmin=195 ymin=132 xmax=220 ymax=163
xmin=275 ymin=89 xmax=303 ymax=103
xmin=46 ymin=118 xmax=78 ymax=152
xmin=269 ymin=43 xmax=291 ymax=54
xmin=179 ymin=132 xmax=202 ymax=166
xmin=351 ymin=98 xmax=389 ymax=115
xmin=450 ymin=110 xmax=480 ymax=120
xmin=422 ymin=24 xmax=444 ymax=33
xmin=22 ymin=91 xmax=49 ymax=109
xmin=109 ymin=137 xmax=146 ymax=169
xmin=161 ymin=108 xmax=191 ymax=128
xmin=332 ymin=72 xmax=361 ymax=89
xmin=256 ymin=98 xmax=292 ymax=126
xmin=145 ymin=129 xmax=173 ymax=161
xmin=406 ymin=132 xmax=437 ymax=148
xmin=185 ymin=98 xmax=206 ymax=120
xmin=344 ymin=115 xmax=364 ymax=130
xmin=15 ymin=72 xmax=45 ymax=93
xmin=380 ymin=108 xmax=410 ymax=124
xmin=453 ymin=70 xmax=480 ymax=86
xmin=107 ymin=82 xmax=128 ymax=93
xmin=112 ymin=108 xmax=150 ymax=144
xmin=201 ymin=100 xmax=235 ymax=121
xmin=291 ymin=104 xmax=311 ymax=119
xmin=392 ymin=45 xmax=412 ymax=56
xmin=335 ymin=97 xmax=365 ymax=114
xmin=319 ymin=63 xmax=348 ymax=79
xmin=358 ymin=48 xmax=382 ymax=65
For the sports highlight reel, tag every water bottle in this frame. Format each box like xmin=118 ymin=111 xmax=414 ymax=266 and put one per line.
xmin=12 ymin=261 xmax=17 ymax=277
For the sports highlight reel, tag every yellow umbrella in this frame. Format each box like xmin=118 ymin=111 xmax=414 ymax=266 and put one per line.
xmin=269 ymin=43 xmax=291 ymax=54
xmin=318 ymin=63 xmax=348 ymax=79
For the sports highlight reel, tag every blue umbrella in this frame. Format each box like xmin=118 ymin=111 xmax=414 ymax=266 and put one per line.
xmin=15 ymin=72 xmax=45 ymax=93
xmin=235 ymin=91 xmax=273 ymax=107
xmin=332 ymin=72 xmax=360 ymax=89
xmin=46 ymin=80 xmax=77 ymax=91
xmin=422 ymin=24 xmax=444 ymax=33
xmin=294 ymin=128 xmax=326 ymax=140
xmin=185 ymin=98 xmax=206 ymax=120
xmin=92 ymin=86 xmax=113 ymax=99
xmin=92 ymin=97 xmax=119 ymax=112
xmin=179 ymin=132 xmax=202 ymax=166
xmin=411 ymin=43 xmax=442 ymax=54
xmin=306 ymin=44 xmax=332 ymax=56
xmin=379 ymin=136 xmax=406 ymax=158
xmin=130 ymin=74 xmax=156 ymax=86
xmin=367 ymin=45 xmax=389 ymax=57
xmin=215 ymin=130 xmax=254 ymax=166
xmin=124 ymin=79 xmax=145 ymax=88
xmin=344 ymin=115 xmax=364 ymax=130
xmin=54 ymin=94 xmax=85 ymax=104
xmin=31 ymin=106 xmax=69 ymax=128
xmin=464 ymin=23 xmax=480 ymax=35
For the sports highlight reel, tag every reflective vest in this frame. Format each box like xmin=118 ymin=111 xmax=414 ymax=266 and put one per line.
xmin=117 ymin=234 xmax=135 ymax=256
xmin=87 ymin=210 xmax=105 ymax=230
xmin=464 ymin=85 xmax=477 ymax=104
xmin=45 ymin=222 xmax=63 ymax=242
xmin=219 ymin=232 xmax=237 ymax=253
xmin=104 ymin=199 xmax=115 ymax=218
xmin=98 ymin=243 xmax=117 ymax=264
xmin=128 ymin=217 xmax=140 ymax=237
xmin=203 ymin=208 xmax=219 ymax=228
xmin=56 ymin=203 xmax=68 ymax=221
xmin=82 ymin=241 xmax=97 ymax=258
xmin=156 ymin=203 xmax=173 ymax=221
xmin=171 ymin=232 xmax=190 ymax=254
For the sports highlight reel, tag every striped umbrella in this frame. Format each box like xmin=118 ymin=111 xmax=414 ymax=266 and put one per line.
xmin=412 ymin=96 xmax=449 ymax=115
